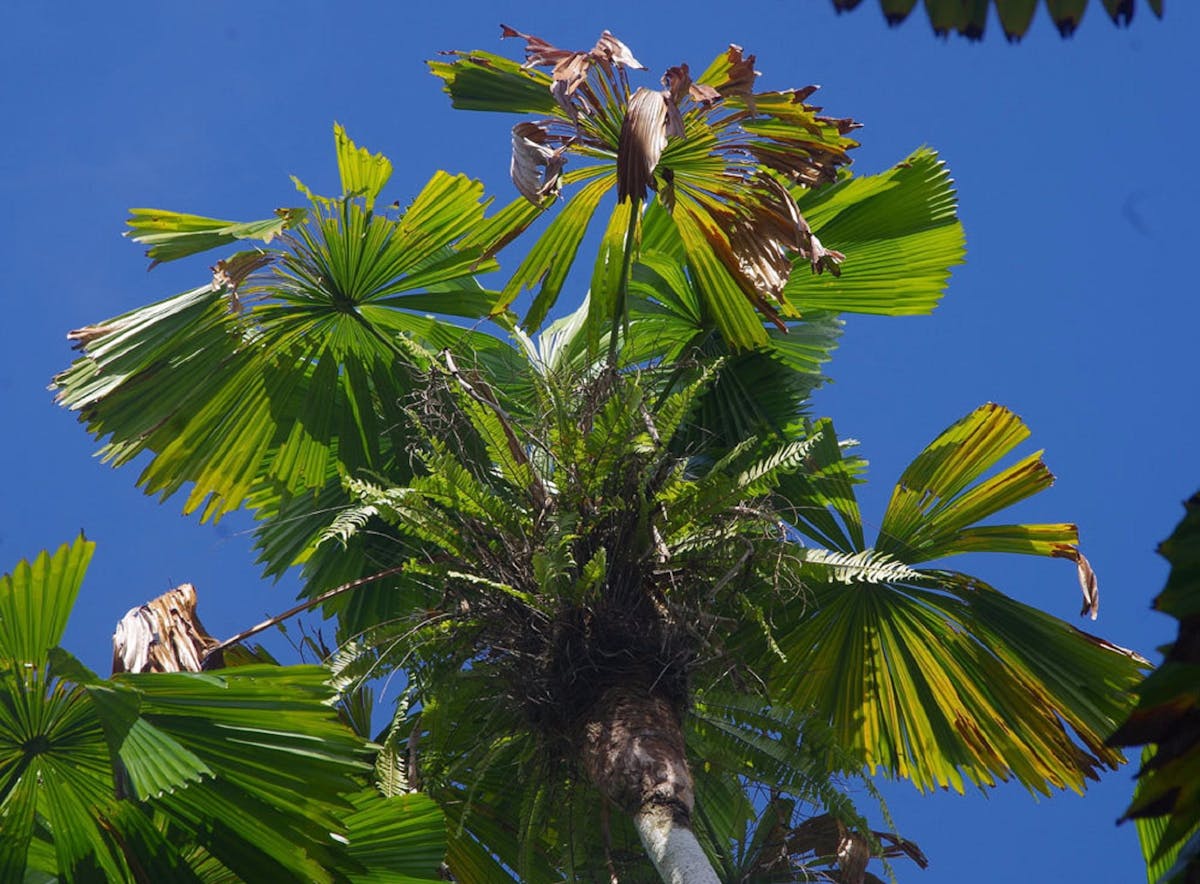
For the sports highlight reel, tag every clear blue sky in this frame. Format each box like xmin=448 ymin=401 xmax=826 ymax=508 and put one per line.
xmin=1 ymin=3 xmax=1195 ymax=881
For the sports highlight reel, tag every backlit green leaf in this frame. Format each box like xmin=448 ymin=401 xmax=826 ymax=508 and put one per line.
xmin=786 ymin=149 xmax=964 ymax=316
xmin=335 ymin=123 xmax=393 ymax=208
xmin=126 ymin=207 xmax=306 ymax=267
xmin=0 ymin=535 xmax=93 ymax=665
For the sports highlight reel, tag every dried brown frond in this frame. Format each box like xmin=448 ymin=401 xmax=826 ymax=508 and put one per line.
xmin=502 ymin=24 xmax=646 ymax=121
xmin=760 ymin=173 xmax=845 ymax=275
xmin=211 ymin=250 xmax=274 ymax=312
xmin=112 ymin=583 xmax=219 ymax=674
xmin=511 ymin=121 xmax=568 ymax=205
xmin=590 ymin=30 xmax=646 ymax=72
xmin=66 ymin=320 xmax=128 ymax=349
xmin=1051 ymin=544 xmax=1100 ymax=620
xmin=617 ymin=88 xmax=673 ymax=204
xmin=786 ymin=813 xmax=927 ymax=884
xmin=710 ymin=44 xmax=760 ymax=99
xmin=501 ymin=24 xmax=581 ymax=72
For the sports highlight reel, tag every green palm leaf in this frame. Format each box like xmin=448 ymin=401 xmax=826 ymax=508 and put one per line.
xmin=126 ymin=207 xmax=306 ymax=268
xmin=503 ymin=173 xmax=615 ymax=329
xmin=1108 ymin=492 xmax=1200 ymax=882
xmin=54 ymin=126 xmax=515 ymax=525
xmin=0 ymin=538 xmax=111 ymax=880
xmin=773 ymin=405 xmax=1145 ymax=794
xmin=0 ymin=664 xmax=123 ymax=881
xmin=334 ymin=122 xmax=393 ymax=208
xmin=392 ymin=679 xmax=564 ymax=883
xmin=344 ymin=790 xmax=448 ymax=883
xmin=622 ymin=151 xmax=962 ymax=451
xmin=0 ymin=536 xmax=93 ymax=665
xmin=772 ymin=417 xmax=867 ymax=554
xmin=784 ymin=148 xmax=964 ymax=316
xmin=428 ymin=48 xmax=560 ymax=116
xmin=875 ymin=402 xmax=1072 ymax=562
xmin=832 ymin=0 xmax=1163 ymax=41
xmin=0 ymin=539 xmax=448 ymax=882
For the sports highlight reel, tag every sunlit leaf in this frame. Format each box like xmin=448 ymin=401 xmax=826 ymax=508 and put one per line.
xmin=875 ymin=403 xmax=1066 ymax=563
xmin=56 ymin=139 xmax=513 ymax=525
xmin=771 ymin=405 xmax=1145 ymax=794
xmin=0 ymin=535 xmax=93 ymax=665
xmin=126 ymin=207 xmax=306 ymax=268
xmin=429 ymin=49 xmax=561 ymax=116
xmin=335 ymin=122 xmax=393 ymax=208
xmin=785 ymin=148 xmax=965 ymax=317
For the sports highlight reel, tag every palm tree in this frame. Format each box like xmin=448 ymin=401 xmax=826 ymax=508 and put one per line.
xmin=52 ymin=29 xmax=1145 ymax=881
xmin=0 ymin=537 xmax=447 ymax=882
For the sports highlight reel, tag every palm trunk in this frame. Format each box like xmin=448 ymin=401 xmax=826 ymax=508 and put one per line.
xmin=631 ymin=804 xmax=721 ymax=884
xmin=580 ymin=685 xmax=721 ymax=884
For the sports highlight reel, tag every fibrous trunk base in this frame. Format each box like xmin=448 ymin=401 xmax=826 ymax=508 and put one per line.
xmin=579 ymin=684 xmax=719 ymax=883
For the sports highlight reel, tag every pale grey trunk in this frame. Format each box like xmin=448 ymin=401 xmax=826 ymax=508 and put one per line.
xmin=633 ymin=803 xmax=721 ymax=884
xmin=580 ymin=685 xmax=721 ymax=884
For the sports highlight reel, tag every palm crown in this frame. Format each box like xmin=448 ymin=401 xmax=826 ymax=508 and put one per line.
xmin=432 ymin=26 xmax=859 ymax=351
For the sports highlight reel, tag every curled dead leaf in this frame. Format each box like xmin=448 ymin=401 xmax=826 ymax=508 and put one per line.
xmin=502 ymin=25 xmax=644 ymax=122
xmin=807 ymin=232 xmax=846 ymax=275
xmin=721 ymin=174 xmax=842 ymax=310
xmin=727 ymin=215 xmax=794 ymax=305
xmin=662 ymin=64 xmax=691 ymax=104
xmin=501 ymin=24 xmax=579 ymax=71
xmin=617 ymin=87 xmax=682 ymax=204
xmin=764 ymin=174 xmax=844 ymax=274
xmin=211 ymin=250 xmax=274 ymax=312
xmin=591 ymin=29 xmax=646 ymax=72
xmin=1051 ymin=544 xmax=1100 ymax=619
xmin=502 ymin=25 xmax=594 ymax=114
xmin=1075 ymin=549 xmax=1100 ymax=619
xmin=786 ymin=812 xmax=926 ymax=883
xmin=663 ymin=63 xmax=722 ymax=108
xmin=837 ymin=829 xmax=871 ymax=884
xmin=511 ymin=121 xmax=567 ymax=204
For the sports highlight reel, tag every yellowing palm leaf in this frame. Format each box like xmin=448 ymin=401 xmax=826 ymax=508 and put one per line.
xmin=773 ymin=405 xmax=1146 ymax=794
